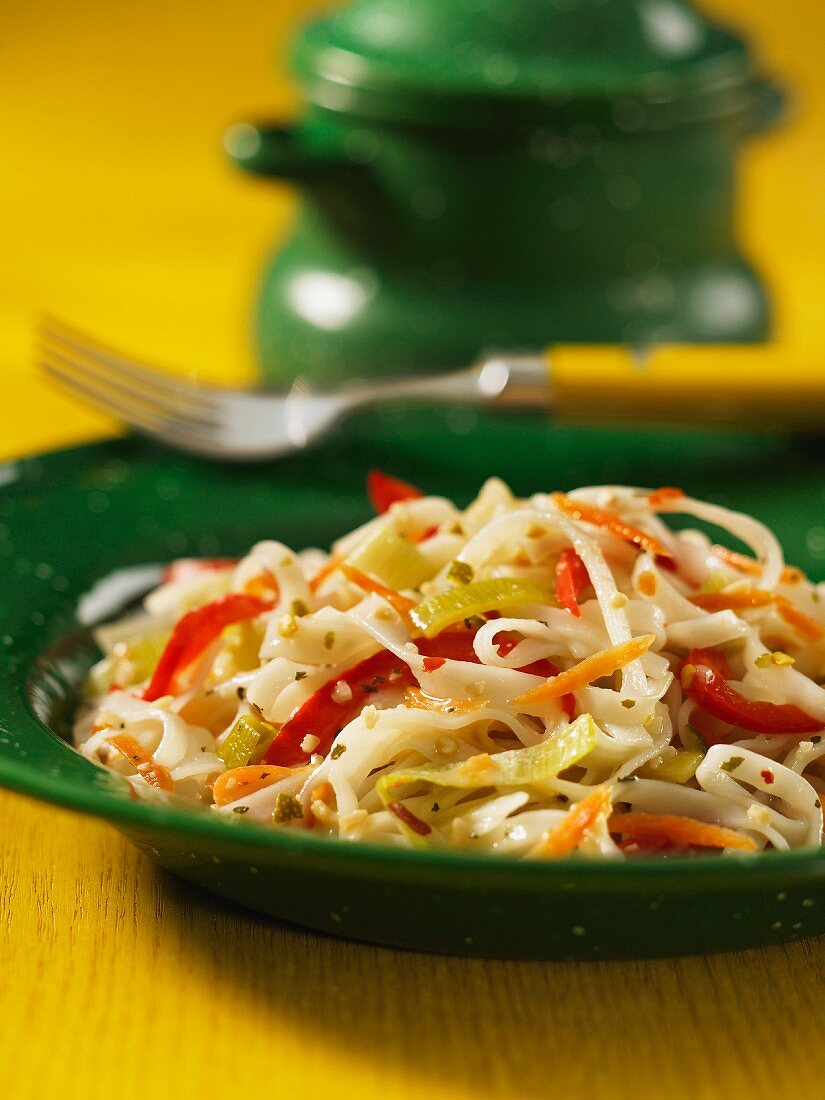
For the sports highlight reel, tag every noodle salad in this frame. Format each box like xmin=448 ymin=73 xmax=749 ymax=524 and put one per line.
xmin=74 ymin=471 xmax=825 ymax=859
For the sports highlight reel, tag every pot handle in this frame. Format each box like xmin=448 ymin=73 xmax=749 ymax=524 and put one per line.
xmin=224 ymin=122 xmax=344 ymax=180
xmin=736 ymin=78 xmax=788 ymax=139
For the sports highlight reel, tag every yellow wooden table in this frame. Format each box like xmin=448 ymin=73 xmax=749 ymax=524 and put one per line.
xmin=2 ymin=2 xmax=825 ymax=1097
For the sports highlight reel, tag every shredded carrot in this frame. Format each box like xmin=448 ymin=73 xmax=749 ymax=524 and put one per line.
xmin=774 ymin=596 xmax=825 ymax=641
xmin=403 ymin=686 xmax=487 ymax=715
xmin=512 ymin=634 xmax=655 ymax=707
xmin=339 ymin=563 xmax=417 ymax=620
xmin=648 ymin=486 xmax=685 ymax=507
xmin=311 ymin=781 xmax=335 ymax=805
xmin=552 ymin=493 xmax=673 ymax=558
xmin=637 ymin=570 xmax=657 ymax=597
xmin=212 ymin=764 xmax=295 ymax=807
xmin=691 ymin=589 xmax=824 ymax=641
xmin=608 ymin=812 xmax=757 ymax=852
xmin=712 ymin=545 xmax=805 ymax=586
xmin=309 ymin=556 xmax=342 ymax=593
xmin=106 ymin=734 xmax=174 ymax=792
xmin=243 ymin=570 xmax=279 ymax=602
xmin=531 ymin=787 xmax=612 ymax=857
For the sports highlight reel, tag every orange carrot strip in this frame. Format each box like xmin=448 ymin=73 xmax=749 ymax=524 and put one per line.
xmin=690 ymin=590 xmax=774 ymax=612
xmin=339 ymin=563 xmax=417 ymax=619
xmin=309 ymin=556 xmax=342 ymax=594
xmin=532 ymin=787 xmax=612 ymax=857
xmin=647 ymin=486 xmax=685 ymax=507
xmin=511 ymin=634 xmax=655 ymax=707
xmin=608 ymin=812 xmax=757 ymax=852
xmin=243 ymin=570 xmax=279 ymax=602
xmin=212 ymin=764 xmax=295 ymax=807
xmin=552 ymin=493 xmax=673 ymax=558
xmin=712 ymin=546 xmax=805 ymax=586
xmin=106 ymin=734 xmax=174 ymax=792
xmin=691 ymin=590 xmax=824 ymax=641
xmin=403 ymin=686 xmax=487 ymax=715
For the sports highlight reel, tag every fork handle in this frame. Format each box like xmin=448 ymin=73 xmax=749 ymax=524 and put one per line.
xmin=366 ymin=347 xmax=825 ymax=428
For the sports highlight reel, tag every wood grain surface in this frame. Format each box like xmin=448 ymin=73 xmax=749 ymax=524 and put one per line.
xmin=2 ymin=785 xmax=824 ymax=1100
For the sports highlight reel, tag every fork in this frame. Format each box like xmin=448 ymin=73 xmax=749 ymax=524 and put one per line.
xmin=38 ymin=317 xmax=825 ymax=461
xmin=38 ymin=316 xmax=550 ymax=460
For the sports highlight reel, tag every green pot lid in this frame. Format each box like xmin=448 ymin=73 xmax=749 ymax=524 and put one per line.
xmin=293 ymin=0 xmax=764 ymax=117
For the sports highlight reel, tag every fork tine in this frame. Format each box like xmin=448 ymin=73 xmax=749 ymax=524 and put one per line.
xmin=40 ymin=356 xmax=218 ymax=446
xmin=40 ymin=315 xmax=220 ymax=411
xmin=39 ymin=343 xmax=220 ymax=429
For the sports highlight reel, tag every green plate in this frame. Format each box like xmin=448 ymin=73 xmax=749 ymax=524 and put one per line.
xmin=3 ymin=413 xmax=825 ymax=960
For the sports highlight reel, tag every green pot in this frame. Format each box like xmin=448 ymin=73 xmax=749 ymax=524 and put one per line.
xmin=226 ymin=0 xmax=786 ymax=385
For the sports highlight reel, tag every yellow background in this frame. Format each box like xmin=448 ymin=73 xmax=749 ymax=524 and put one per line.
xmin=1 ymin=0 xmax=824 ymax=459
xmin=1 ymin=3 xmax=825 ymax=1098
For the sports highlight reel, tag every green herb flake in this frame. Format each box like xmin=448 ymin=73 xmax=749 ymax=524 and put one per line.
xmin=323 ymin=631 xmax=336 ymax=650
xmin=431 ymin=802 xmax=440 ymax=813
xmin=232 ymin=805 xmax=249 ymax=815
xmin=816 ymin=800 xmax=822 ymax=809
xmin=621 ymin=699 xmax=635 ymax=709
xmin=330 ymin=743 xmax=347 ymax=760
xmin=291 ymin=599 xmax=309 ymax=617
xmin=464 ymin=615 xmax=485 ymax=630
xmin=447 ymin=560 xmax=474 ymax=586
xmin=273 ymin=793 xmax=303 ymax=823
xmin=294 ymin=670 xmax=307 ymax=681
xmin=721 ymin=756 xmax=745 ymax=774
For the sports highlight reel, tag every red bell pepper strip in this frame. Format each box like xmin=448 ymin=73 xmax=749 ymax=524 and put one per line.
xmin=681 ymin=654 xmax=824 ymax=736
xmin=555 ymin=549 xmax=590 ymax=617
xmin=161 ymin=557 xmax=238 ymax=583
xmin=264 ymin=628 xmax=578 ymax=766
xmin=264 ymin=649 xmax=412 ymax=766
xmin=143 ymin=593 xmax=273 ymax=701
xmin=367 ymin=469 xmax=423 ymax=514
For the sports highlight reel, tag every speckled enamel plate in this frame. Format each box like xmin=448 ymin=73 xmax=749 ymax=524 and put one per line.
xmin=3 ymin=413 xmax=825 ymax=960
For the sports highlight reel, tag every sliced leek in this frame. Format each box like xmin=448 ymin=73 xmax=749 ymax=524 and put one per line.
xmin=638 ymin=749 xmax=704 ymax=784
xmin=346 ymin=527 xmax=433 ymax=591
xmin=217 ymin=715 xmax=273 ymax=769
xmin=410 ymin=577 xmax=551 ymax=638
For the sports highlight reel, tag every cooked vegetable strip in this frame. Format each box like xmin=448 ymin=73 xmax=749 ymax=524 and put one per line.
xmin=106 ymin=734 xmax=174 ymax=792
xmin=340 ymin=563 xmax=417 ymax=619
xmin=681 ymin=658 xmax=824 ymax=735
xmin=691 ymin=589 xmax=824 ymax=640
xmin=346 ymin=527 xmax=432 ymax=591
xmin=530 ymin=786 xmax=612 ymax=858
xmin=608 ymin=813 xmax=757 ymax=852
xmin=512 ymin=635 xmax=655 ymax=707
xmin=76 ymin=474 xmax=825 ymax=861
xmin=143 ymin=594 xmax=273 ymax=701
xmin=367 ymin=468 xmax=423 ymax=513
xmin=555 ymin=548 xmax=590 ymax=617
xmin=217 ymin=715 xmax=270 ymax=769
xmin=411 ymin=578 xmax=551 ymax=638
xmin=213 ymin=764 xmax=297 ymax=807
xmin=263 ymin=649 xmax=412 ymax=766
xmin=552 ymin=493 xmax=673 ymax=558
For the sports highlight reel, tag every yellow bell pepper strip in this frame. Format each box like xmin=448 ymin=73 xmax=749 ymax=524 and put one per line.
xmin=212 ymin=764 xmax=298 ymax=807
xmin=345 ymin=527 xmax=433 ymax=591
xmin=530 ymin=786 xmax=612 ymax=858
xmin=367 ymin=468 xmax=423 ymax=513
xmin=511 ymin=634 xmax=655 ymax=709
xmin=680 ymin=651 xmax=824 ymax=735
xmin=552 ymin=493 xmax=673 ymax=558
xmin=410 ymin=578 xmax=551 ymax=638
xmin=609 ymin=812 xmax=757 ymax=852
xmin=555 ymin=548 xmax=590 ymax=617
xmin=143 ymin=593 xmax=274 ymax=701
xmin=106 ymin=733 xmax=174 ymax=792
